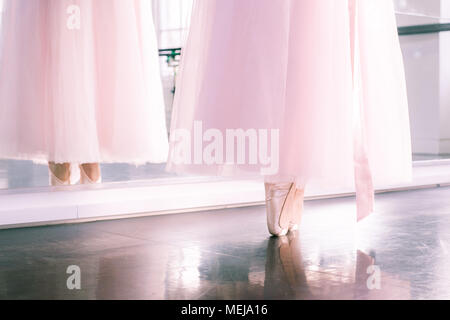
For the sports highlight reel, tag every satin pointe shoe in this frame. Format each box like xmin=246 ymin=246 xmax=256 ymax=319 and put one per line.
xmin=48 ymin=162 xmax=71 ymax=186
xmin=265 ymin=182 xmax=296 ymax=237
xmin=79 ymin=163 xmax=102 ymax=184
xmin=289 ymin=188 xmax=305 ymax=232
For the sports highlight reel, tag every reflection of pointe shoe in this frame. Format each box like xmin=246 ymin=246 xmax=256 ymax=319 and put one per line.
xmin=289 ymin=188 xmax=305 ymax=232
xmin=48 ymin=162 xmax=71 ymax=186
xmin=79 ymin=164 xmax=102 ymax=184
xmin=265 ymin=232 xmax=311 ymax=299
xmin=265 ymin=183 xmax=295 ymax=237
xmin=279 ymin=231 xmax=309 ymax=293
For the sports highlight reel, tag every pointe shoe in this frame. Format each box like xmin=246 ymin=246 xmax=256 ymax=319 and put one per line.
xmin=265 ymin=182 xmax=296 ymax=237
xmin=289 ymin=188 xmax=305 ymax=232
xmin=79 ymin=164 xmax=102 ymax=184
xmin=48 ymin=162 xmax=71 ymax=186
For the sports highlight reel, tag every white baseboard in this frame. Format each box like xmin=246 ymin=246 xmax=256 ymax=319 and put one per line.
xmin=1 ymin=160 xmax=450 ymax=229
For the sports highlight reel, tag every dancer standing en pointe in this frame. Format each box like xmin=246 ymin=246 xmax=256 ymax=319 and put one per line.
xmin=168 ymin=0 xmax=412 ymax=236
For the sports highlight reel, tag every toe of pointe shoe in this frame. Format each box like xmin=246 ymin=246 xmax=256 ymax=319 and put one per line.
xmin=269 ymin=227 xmax=289 ymax=237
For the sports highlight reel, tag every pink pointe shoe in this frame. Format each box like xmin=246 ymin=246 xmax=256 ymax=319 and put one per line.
xmin=265 ymin=183 xmax=296 ymax=237
xmin=79 ymin=164 xmax=102 ymax=184
xmin=48 ymin=162 xmax=71 ymax=186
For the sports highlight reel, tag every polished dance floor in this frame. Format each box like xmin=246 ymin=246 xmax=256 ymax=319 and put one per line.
xmin=1 ymin=186 xmax=450 ymax=300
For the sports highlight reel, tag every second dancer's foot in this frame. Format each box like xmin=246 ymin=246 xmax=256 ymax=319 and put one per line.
xmin=80 ymin=163 xmax=102 ymax=184
xmin=48 ymin=162 xmax=71 ymax=186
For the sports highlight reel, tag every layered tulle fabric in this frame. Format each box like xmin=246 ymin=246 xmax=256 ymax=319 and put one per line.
xmin=167 ymin=0 xmax=412 ymax=220
xmin=0 ymin=0 xmax=169 ymax=164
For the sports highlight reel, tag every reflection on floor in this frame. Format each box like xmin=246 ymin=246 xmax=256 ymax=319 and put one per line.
xmin=1 ymin=186 xmax=450 ymax=300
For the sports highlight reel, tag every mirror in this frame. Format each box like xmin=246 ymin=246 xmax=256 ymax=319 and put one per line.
xmin=0 ymin=0 xmax=449 ymax=190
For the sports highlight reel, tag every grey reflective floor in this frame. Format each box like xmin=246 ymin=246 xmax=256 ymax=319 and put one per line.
xmin=1 ymin=186 xmax=450 ymax=300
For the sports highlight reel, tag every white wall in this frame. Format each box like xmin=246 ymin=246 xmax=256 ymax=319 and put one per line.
xmin=396 ymin=0 xmax=450 ymax=155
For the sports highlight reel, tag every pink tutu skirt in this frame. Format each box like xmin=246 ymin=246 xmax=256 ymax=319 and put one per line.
xmin=0 ymin=0 xmax=169 ymax=165
xmin=167 ymin=0 xmax=413 ymax=220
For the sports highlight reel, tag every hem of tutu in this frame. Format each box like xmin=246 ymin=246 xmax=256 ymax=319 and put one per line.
xmin=166 ymin=163 xmax=414 ymax=192
xmin=165 ymin=163 xmax=312 ymax=187
xmin=0 ymin=152 xmax=168 ymax=166
xmin=166 ymin=163 xmax=263 ymax=179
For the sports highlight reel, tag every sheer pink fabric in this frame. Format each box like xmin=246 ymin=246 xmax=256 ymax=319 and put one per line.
xmin=0 ymin=0 xmax=169 ymax=165
xmin=168 ymin=0 xmax=412 ymax=221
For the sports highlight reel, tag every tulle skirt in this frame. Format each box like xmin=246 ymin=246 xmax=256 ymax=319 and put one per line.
xmin=0 ymin=0 xmax=169 ymax=165
xmin=167 ymin=0 xmax=413 ymax=220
